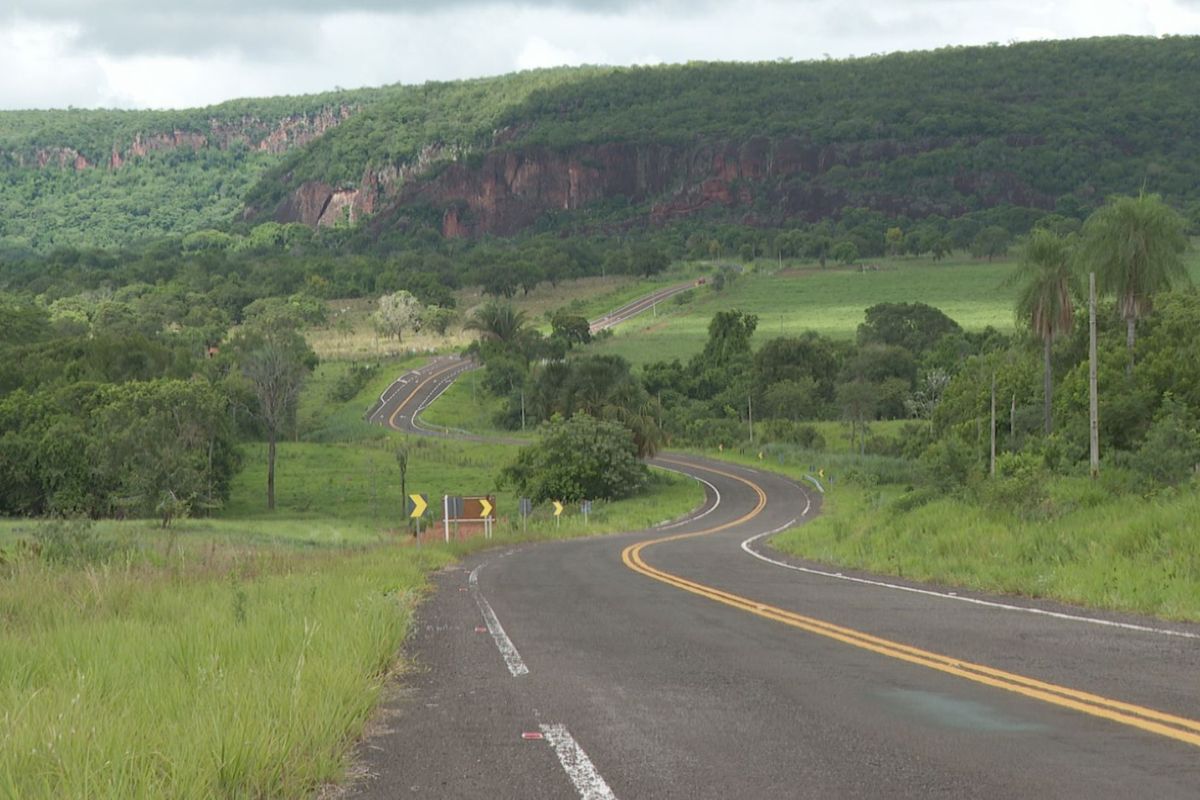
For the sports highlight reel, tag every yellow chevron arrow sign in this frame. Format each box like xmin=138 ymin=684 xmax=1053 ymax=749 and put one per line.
xmin=479 ymin=497 xmax=493 ymax=518
xmin=408 ymin=493 xmax=427 ymax=518
xmin=552 ymin=500 xmax=564 ymax=517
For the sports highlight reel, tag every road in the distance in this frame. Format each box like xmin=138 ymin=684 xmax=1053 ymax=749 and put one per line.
xmin=351 ymin=287 xmax=1200 ymax=799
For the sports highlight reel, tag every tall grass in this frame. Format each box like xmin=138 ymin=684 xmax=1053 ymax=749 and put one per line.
xmin=772 ymin=479 xmax=1200 ymax=620
xmin=0 ymin=544 xmax=452 ymax=799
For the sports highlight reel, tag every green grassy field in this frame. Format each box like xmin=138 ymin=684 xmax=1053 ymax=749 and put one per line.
xmin=0 ymin=349 xmax=703 ymax=799
xmin=590 ymin=256 xmax=1022 ymax=366
xmin=772 ymin=479 xmax=1200 ymax=621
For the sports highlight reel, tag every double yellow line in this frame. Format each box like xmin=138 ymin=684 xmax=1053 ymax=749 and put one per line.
xmin=387 ymin=360 xmax=470 ymax=431
xmin=622 ymin=460 xmax=1200 ymax=749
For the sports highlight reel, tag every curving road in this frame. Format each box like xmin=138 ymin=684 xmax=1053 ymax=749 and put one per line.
xmin=352 ymin=291 xmax=1200 ymax=799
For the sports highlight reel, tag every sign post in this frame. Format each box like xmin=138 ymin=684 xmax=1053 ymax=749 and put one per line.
xmin=478 ymin=496 xmax=494 ymax=539
xmin=519 ymin=497 xmax=532 ymax=534
xmin=407 ymin=493 xmax=428 ymax=537
xmin=552 ymin=500 xmax=564 ymax=528
xmin=581 ymin=499 xmax=591 ymax=525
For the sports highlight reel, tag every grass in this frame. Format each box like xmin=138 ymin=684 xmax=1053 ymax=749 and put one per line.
xmin=306 ymin=272 xmax=693 ymax=360
xmin=417 ymin=370 xmax=511 ymax=439
xmin=0 ymin=340 xmax=704 ymax=799
xmin=591 ymin=255 xmax=1021 ymax=366
xmin=0 ymin=541 xmax=453 ymax=800
xmin=770 ymin=478 xmax=1200 ymax=621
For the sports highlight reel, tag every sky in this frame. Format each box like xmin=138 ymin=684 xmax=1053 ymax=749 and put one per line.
xmin=1 ymin=0 xmax=1199 ymax=110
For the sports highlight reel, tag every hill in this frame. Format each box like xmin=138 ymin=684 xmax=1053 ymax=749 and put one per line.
xmin=4 ymin=37 xmax=1200 ymax=253
xmin=0 ymin=87 xmax=394 ymax=252
xmin=252 ymin=36 xmax=1200 ymax=240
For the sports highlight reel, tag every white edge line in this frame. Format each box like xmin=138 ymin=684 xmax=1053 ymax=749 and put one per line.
xmin=539 ymin=723 xmax=618 ymax=800
xmin=647 ymin=465 xmax=721 ymax=530
xmin=739 ymin=527 xmax=1200 ymax=641
xmin=468 ymin=563 xmax=530 ymax=676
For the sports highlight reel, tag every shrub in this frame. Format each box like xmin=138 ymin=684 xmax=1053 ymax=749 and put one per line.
xmin=976 ymin=451 xmax=1049 ymax=515
xmin=500 ymin=413 xmax=649 ymax=502
xmin=328 ymin=362 xmax=379 ymax=403
xmin=27 ymin=519 xmax=122 ymax=566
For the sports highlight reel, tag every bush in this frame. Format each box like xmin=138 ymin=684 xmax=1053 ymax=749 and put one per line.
xmin=328 ymin=362 xmax=379 ymax=403
xmin=975 ymin=451 xmax=1049 ymax=515
xmin=1126 ymin=397 xmax=1200 ymax=486
xmin=500 ymin=413 xmax=649 ymax=502
xmin=27 ymin=518 xmax=122 ymax=566
xmin=919 ymin=435 xmax=980 ymax=491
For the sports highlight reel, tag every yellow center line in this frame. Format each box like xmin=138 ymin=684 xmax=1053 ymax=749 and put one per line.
xmin=387 ymin=361 xmax=469 ymax=431
xmin=623 ymin=458 xmax=1200 ymax=749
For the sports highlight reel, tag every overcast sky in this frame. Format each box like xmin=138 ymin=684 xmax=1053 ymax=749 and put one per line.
xmin=2 ymin=0 xmax=1198 ymax=110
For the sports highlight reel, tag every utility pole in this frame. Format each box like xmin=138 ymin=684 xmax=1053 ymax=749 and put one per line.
xmin=748 ymin=392 xmax=755 ymax=445
xmin=520 ymin=389 xmax=526 ymax=432
xmin=1089 ymin=272 xmax=1100 ymax=478
xmin=1010 ymin=393 xmax=1016 ymax=444
xmin=989 ymin=373 xmax=997 ymax=477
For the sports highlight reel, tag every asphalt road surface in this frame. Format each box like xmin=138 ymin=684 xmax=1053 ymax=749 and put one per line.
xmin=351 ymin=294 xmax=1200 ymax=799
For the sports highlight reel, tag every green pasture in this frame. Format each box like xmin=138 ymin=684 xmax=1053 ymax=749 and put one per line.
xmin=591 ymin=256 xmax=1022 ymax=365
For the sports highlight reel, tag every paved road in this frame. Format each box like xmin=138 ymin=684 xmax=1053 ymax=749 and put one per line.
xmin=351 ymin=295 xmax=1200 ymax=799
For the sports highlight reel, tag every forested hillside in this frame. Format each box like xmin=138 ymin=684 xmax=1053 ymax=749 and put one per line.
xmin=0 ymin=87 xmax=393 ymax=252
xmin=4 ymin=37 xmax=1200 ymax=252
xmin=253 ymin=36 xmax=1200 ymax=240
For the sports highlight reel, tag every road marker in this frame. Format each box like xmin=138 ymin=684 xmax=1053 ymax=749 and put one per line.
xmin=407 ymin=493 xmax=428 ymax=518
xmin=521 ymin=732 xmax=544 ymax=741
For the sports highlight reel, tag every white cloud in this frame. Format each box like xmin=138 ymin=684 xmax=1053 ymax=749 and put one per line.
xmin=0 ymin=1 xmax=1198 ymax=109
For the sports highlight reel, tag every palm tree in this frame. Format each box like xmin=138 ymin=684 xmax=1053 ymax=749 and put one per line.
xmin=1013 ymin=229 xmax=1078 ymax=434
xmin=1080 ymin=194 xmax=1189 ymax=371
xmin=465 ymin=301 xmax=528 ymax=344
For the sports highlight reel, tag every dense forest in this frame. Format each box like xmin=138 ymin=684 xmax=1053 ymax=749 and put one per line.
xmin=254 ymin=36 xmax=1200 ymax=238
xmin=0 ymin=86 xmax=394 ymax=251
xmin=3 ymin=37 xmax=1200 ymax=254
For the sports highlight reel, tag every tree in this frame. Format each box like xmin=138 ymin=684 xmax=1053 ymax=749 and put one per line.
xmin=500 ymin=413 xmax=649 ymax=502
xmin=465 ymin=301 xmax=528 ymax=344
xmin=1013 ymin=229 xmax=1078 ymax=433
xmin=831 ymin=240 xmax=859 ymax=266
xmin=971 ymin=226 xmax=1010 ymax=261
xmin=234 ymin=326 xmax=316 ymax=510
xmin=421 ymin=305 xmax=457 ymax=336
xmin=1079 ymin=193 xmax=1189 ymax=370
xmin=857 ymin=302 xmax=962 ymax=357
xmin=372 ymin=290 xmax=423 ymax=343
xmin=837 ymin=380 xmax=877 ymax=454
xmin=698 ymin=309 xmax=758 ymax=369
xmin=550 ymin=311 xmax=592 ymax=348
xmin=630 ymin=243 xmax=669 ymax=277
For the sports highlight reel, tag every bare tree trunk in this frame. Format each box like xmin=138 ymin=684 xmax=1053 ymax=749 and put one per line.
xmin=1043 ymin=336 xmax=1054 ymax=435
xmin=267 ymin=431 xmax=277 ymax=511
xmin=1125 ymin=316 xmax=1136 ymax=374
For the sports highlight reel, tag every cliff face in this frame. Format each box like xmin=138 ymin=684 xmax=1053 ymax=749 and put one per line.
xmin=5 ymin=106 xmax=354 ymax=172
xmin=272 ymin=134 xmax=1054 ymax=236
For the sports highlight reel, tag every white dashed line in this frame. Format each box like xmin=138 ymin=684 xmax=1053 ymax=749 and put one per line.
xmin=539 ymin=723 xmax=617 ymax=800
xmin=469 ymin=563 xmax=530 ymax=676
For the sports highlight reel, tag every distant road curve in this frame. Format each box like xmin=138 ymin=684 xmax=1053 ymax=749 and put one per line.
xmin=349 ymin=282 xmax=1200 ymax=800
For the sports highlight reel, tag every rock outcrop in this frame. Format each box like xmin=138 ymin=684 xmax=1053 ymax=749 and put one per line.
xmin=4 ymin=106 xmax=355 ymax=173
xmin=271 ymin=134 xmax=1053 ymax=237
